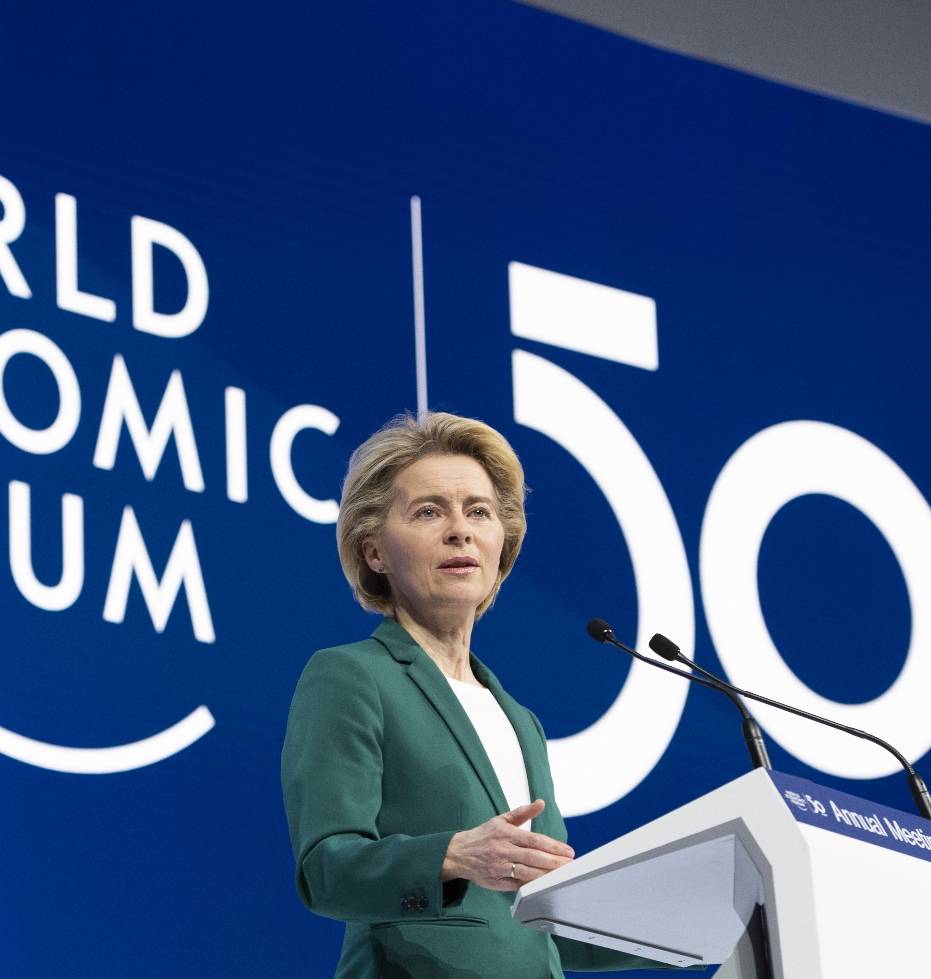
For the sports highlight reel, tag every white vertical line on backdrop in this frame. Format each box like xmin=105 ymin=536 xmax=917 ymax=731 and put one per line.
xmin=224 ymin=386 xmax=248 ymax=503
xmin=410 ymin=195 xmax=428 ymax=419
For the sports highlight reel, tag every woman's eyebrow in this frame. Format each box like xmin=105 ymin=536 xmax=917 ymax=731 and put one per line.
xmin=406 ymin=494 xmax=448 ymax=508
xmin=404 ymin=494 xmax=495 ymax=509
xmin=463 ymin=495 xmax=495 ymax=507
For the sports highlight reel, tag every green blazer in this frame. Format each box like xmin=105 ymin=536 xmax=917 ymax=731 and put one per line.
xmin=281 ymin=618 xmax=678 ymax=977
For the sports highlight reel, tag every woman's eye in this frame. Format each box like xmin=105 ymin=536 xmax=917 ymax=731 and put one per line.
xmin=416 ymin=507 xmax=438 ymax=519
xmin=470 ymin=507 xmax=491 ymax=519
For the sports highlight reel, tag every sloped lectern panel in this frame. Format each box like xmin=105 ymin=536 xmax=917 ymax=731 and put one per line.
xmin=512 ymin=769 xmax=931 ymax=977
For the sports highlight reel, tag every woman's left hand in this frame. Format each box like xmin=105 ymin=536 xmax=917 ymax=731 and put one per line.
xmin=441 ymin=799 xmax=575 ymax=891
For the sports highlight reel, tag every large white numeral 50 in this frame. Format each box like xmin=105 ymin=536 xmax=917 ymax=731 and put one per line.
xmin=510 ymin=261 xmax=931 ymax=816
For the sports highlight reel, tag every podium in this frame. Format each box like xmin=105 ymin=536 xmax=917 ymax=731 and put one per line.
xmin=512 ymin=769 xmax=931 ymax=976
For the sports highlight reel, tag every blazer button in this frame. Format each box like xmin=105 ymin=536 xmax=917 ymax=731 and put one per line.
xmin=417 ymin=897 xmax=428 ymax=910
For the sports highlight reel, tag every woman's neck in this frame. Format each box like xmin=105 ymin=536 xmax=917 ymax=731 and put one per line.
xmin=393 ymin=606 xmax=479 ymax=684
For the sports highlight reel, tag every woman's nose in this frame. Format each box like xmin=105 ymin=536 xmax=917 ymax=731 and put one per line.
xmin=444 ymin=515 xmax=472 ymax=543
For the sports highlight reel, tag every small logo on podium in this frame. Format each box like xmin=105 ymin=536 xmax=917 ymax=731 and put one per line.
xmin=784 ymin=790 xmax=827 ymax=815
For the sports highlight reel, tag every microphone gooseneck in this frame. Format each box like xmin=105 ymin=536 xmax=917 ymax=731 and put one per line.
xmin=650 ymin=633 xmax=931 ymax=819
xmin=592 ymin=618 xmax=931 ymax=819
xmin=647 ymin=631 xmax=931 ymax=820
xmin=647 ymin=632 xmax=772 ymax=770
xmin=587 ymin=619 xmax=771 ymax=770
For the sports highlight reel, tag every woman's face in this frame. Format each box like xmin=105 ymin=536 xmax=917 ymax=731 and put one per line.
xmin=364 ymin=453 xmax=506 ymax=621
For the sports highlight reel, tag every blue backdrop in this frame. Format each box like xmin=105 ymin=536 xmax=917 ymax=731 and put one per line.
xmin=2 ymin=2 xmax=929 ymax=975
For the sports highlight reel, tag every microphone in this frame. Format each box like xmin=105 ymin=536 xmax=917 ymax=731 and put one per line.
xmin=648 ymin=634 xmax=772 ymax=771
xmin=643 ymin=626 xmax=931 ymax=820
xmin=587 ymin=619 xmax=771 ymax=771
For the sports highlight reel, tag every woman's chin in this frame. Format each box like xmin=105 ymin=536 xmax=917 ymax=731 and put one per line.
xmin=429 ymin=584 xmax=488 ymax=610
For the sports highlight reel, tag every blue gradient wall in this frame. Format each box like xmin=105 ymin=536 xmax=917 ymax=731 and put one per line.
xmin=1 ymin=3 xmax=928 ymax=975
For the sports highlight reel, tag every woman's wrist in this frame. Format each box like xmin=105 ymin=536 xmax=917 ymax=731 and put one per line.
xmin=440 ymin=832 xmax=463 ymax=881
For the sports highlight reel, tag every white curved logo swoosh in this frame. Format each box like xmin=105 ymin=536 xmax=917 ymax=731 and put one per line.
xmin=0 ymin=706 xmax=215 ymax=774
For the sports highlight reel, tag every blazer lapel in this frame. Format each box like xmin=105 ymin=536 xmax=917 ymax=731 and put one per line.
xmin=372 ymin=619 xmax=510 ymax=816
xmin=475 ymin=660 xmax=550 ymax=811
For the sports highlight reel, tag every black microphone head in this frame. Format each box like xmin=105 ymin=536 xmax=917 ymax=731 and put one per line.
xmin=649 ymin=633 xmax=680 ymax=661
xmin=587 ymin=618 xmax=614 ymax=643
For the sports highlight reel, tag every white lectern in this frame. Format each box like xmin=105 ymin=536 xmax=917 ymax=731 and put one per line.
xmin=512 ymin=769 xmax=931 ymax=976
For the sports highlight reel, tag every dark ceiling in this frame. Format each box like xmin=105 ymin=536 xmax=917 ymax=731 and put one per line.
xmin=518 ymin=0 xmax=931 ymax=124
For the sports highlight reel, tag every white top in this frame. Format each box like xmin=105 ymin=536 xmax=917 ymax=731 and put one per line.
xmin=446 ymin=675 xmax=532 ymax=812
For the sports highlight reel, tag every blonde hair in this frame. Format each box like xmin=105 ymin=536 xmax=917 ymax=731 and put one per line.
xmin=337 ymin=412 xmax=526 ymax=618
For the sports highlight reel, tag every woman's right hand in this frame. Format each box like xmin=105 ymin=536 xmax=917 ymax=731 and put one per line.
xmin=441 ymin=799 xmax=575 ymax=891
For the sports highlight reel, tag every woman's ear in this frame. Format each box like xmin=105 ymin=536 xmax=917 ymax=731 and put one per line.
xmin=362 ymin=538 xmax=386 ymax=574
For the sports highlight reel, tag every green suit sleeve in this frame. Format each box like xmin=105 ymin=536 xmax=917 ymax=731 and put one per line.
xmin=281 ymin=649 xmax=457 ymax=923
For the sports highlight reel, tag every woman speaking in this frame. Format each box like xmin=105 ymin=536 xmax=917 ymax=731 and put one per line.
xmin=281 ymin=413 xmax=676 ymax=977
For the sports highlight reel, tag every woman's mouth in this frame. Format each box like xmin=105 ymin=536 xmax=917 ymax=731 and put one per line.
xmin=437 ymin=557 xmax=479 ymax=574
